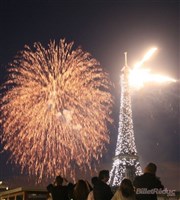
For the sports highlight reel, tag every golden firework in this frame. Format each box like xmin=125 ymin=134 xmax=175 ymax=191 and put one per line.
xmin=0 ymin=39 xmax=113 ymax=182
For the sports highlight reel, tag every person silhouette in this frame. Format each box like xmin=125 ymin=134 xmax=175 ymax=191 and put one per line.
xmin=73 ymin=179 xmax=91 ymax=200
xmin=47 ymin=176 xmax=69 ymax=200
xmin=133 ymin=163 xmax=164 ymax=200
xmin=93 ymin=170 xmax=113 ymax=200
xmin=87 ymin=176 xmax=99 ymax=200
xmin=111 ymin=178 xmax=136 ymax=200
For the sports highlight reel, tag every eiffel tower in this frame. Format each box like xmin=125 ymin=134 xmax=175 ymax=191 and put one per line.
xmin=109 ymin=53 xmax=142 ymax=186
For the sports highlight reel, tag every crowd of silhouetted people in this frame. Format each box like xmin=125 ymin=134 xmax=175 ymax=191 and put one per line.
xmin=47 ymin=162 xmax=164 ymax=200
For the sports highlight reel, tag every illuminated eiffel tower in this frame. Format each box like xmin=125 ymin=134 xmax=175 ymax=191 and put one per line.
xmin=109 ymin=53 xmax=142 ymax=186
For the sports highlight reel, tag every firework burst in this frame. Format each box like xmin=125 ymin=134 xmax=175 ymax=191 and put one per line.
xmin=0 ymin=39 xmax=113 ymax=182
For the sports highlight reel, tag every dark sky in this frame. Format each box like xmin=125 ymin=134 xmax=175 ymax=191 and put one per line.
xmin=0 ymin=0 xmax=179 ymax=190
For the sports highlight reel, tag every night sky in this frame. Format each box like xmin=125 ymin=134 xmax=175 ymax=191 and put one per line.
xmin=0 ymin=0 xmax=179 ymax=190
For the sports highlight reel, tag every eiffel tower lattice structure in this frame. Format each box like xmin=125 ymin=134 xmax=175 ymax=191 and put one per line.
xmin=109 ymin=53 xmax=142 ymax=186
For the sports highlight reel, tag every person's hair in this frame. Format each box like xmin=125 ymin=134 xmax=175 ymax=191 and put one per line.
xmin=73 ymin=179 xmax=90 ymax=200
xmin=144 ymin=163 xmax=157 ymax=174
xmin=55 ymin=175 xmax=63 ymax=185
xmin=91 ymin=176 xmax=98 ymax=186
xmin=120 ymin=179 xmax=135 ymax=198
xmin=98 ymin=170 xmax=109 ymax=180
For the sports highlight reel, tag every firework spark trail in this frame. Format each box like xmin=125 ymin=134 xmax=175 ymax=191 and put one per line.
xmin=0 ymin=39 xmax=113 ymax=182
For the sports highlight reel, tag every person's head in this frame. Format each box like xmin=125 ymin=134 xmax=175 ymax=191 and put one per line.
xmin=120 ymin=178 xmax=135 ymax=198
xmin=99 ymin=170 xmax=109 ymax=183
xmin=144 ymin=163 xmax=157 ymax=175
xmin=55 ymin=175 xmax=63 ymax=186
xmin=91 ymin=176 xmax=98 ymax=186
xmin=73 ymin=179 xmax=90 ymax=200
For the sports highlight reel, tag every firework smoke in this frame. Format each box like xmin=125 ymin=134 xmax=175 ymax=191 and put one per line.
xmin=0 ymin=39 xmax=113 ymax=182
